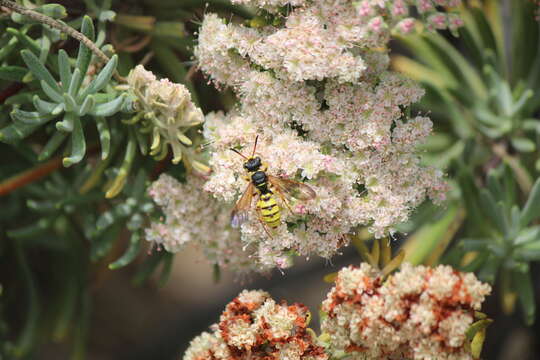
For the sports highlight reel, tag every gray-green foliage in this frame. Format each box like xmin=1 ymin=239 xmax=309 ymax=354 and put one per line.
xmin=0 ymin=0 xmax=247 ymax=356
xmin=1 ymin=15 xmax=127 ymax=166
xmin=395 ymin=0 xmax=540 ymax=325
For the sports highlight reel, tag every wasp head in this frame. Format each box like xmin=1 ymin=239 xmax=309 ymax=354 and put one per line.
xmin=244 ymin=157 xmax=262 ymax=172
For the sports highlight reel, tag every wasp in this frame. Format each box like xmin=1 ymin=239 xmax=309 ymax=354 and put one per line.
xmin=230 ymin=136 xmax=317 ymax=233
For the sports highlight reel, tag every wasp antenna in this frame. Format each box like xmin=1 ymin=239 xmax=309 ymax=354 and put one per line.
xmin=230 ymin=148 xmax=248 ymax=159
xmin=252 ymin=135 xmax=259 ymax=157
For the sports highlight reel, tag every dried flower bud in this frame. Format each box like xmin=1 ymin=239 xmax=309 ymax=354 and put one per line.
xmin=127 ymin=65 xmax=208 ymax=171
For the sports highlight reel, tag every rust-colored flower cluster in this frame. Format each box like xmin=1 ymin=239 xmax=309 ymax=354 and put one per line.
xmin=320 ymin=263 xmax=491 ymax=360
xmin=184 ymin=290 xmax=327 ymax=360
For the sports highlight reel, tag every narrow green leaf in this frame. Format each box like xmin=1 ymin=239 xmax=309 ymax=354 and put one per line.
xmin=132 ymin=252 xmax=165 ymax=286
xmin=38 ymin=131 xmax=68 ymax=161
xmin=470 ymin=326 xmax=490 ymax=359
xmin=105 ymin=130 xmax=136 ymax=198
xmin=13 ymin=242 xmax=40 ymax=357
xmin=56 ymin=113 xmax=74 ymax=132
xmin=91 ymin=224 xmax=120 ymax=261
xmin=11 ymin=109 xmax=54 ymax=126
xmin=79 ymin=55 xmax=118 ymax=99
xmin=58 ymin=49 xmax=72 ymax=92
xmin=487 ymin=170 xmax=503 ymax=203
xmin=68 ymin=68 xmax=83 ymax=97
xmin=478 ymin=255 xmax=501 ymax=283
xmin=78 ymin=95 xmax=95 ymax=116
xmin=323 ymin=272 xmax=338 ymax=283
xmin=109 ymin=232 xmax=142 ymax=269
xmin=33 ymin=95 xmax=59 ymax=114
xmin=514 ymin=226 xmax=540 ymax=246
xmin=511 ymin=137 xmax=536 ymax=153
xmin=0 ymin=36 xmax=18 ymax=62
xmin=52 ymin=265 xmax=77 ymax=341
xmin=479 ymin=189 xmax=508 ymax=235
xmin=21 ymin=49 xmax=61 ymax=93
xmin=521 ymin=178 xmax=540 ymax=226
xmin=511 ymin=89 xmax=533 ymax=116
xmin=402 ymin=205 xmax=461 ymax=265
xmin=41 ymin=80 xmax=64 ymax=103
xmin=0 ymin=66 xmax=26 ymax=81
xmin=461 ymin=238 xmax=492 ymax=251
xmin=11 ymin=4 xmax=67 ymax=23
xmin=514 ymin=240 xmax=540 ymax=261
xmin=6 ymin=28 xmax=41 ymax=56
xmin=63 ymin=93 xmax=78 ymax=113
xmin=512 ymin=269 xmax=536 ymax=325
xmin=7 ymin=219 xmax=51 ymax=239
xmin=75 ymin=16 xmax=95 ymax=78
xmin=38 ymin=32 xmax=51 ymax=64
xmin=63 ymin=116 xmax=86 ymax=167
xmin=90 ymin=94 xmax=126 ymax=117
xmin=95 ymin=117 xmax=110 ymax=160
xmin=0 ymin=122 xmax=41 ymax=144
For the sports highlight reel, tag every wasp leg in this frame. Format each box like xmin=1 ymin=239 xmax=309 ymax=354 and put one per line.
xmin=256 ymin=206 xmax=273 ymax=239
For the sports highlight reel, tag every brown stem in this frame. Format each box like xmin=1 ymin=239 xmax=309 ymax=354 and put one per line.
xmin=0 ymin=157 xmax=62 ymax=196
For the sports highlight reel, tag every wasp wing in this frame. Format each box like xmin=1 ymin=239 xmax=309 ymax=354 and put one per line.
xmin=268 ymin=175 xmax=316 ymax=201
xmin=231 ymin=182 xmax=255 ymax=228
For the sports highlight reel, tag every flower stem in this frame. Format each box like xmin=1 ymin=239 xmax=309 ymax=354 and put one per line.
xmin=0 ymin=156 xmax=62 ymax=196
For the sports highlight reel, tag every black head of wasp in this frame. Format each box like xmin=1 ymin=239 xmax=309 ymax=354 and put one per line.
xmin=230 ymin=135 xmax=317 ymax=236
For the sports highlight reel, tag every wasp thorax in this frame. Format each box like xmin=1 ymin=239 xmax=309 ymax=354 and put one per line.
xmin=244 ymin=157 xmax=262 ymax=172
xmin=251 ymin=171 xmax=267 ymax=185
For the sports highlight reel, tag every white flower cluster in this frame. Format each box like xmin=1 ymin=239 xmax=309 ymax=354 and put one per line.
xmin=127 ymin=66 xmax=208 ymax=173
xmin=320 ymin=263 xmax=492 ymax=360
xmin=194 ymin=0 xmax=455 ymax=268
xmin=146 ymin=174 xmax=267 ymax=275
xmin=183 ymin=290 xmax=327 ymax=360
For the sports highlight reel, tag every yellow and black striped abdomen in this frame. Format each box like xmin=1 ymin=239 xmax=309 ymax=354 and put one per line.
xmin=257 ymin=193 xmax=281 ymax=228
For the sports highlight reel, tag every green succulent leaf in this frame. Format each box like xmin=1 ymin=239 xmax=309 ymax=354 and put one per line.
xmin=0 ymin=66 xmax=27 ymax=82
xmin=89 ymin=94 xmax=126 ymax=117
xmin=95 ymin=117 xmax=111 ymax=160
xmin=62 ymin=115 xmax=86 ymax=167
xmin=62 ymin=93 xmax=78 ymax=113
xmin=6 ymin=28 xmax=41 ymax=57
xmin=11 ymin=109 xmax=55 ymax=126
xmin=32 ymin=95 xmax=59 ymax=115
xmin=75 ymin=16 xmax=96 ymax=79
xmin=0 ymin=122 xmax=41 ymax=144
xmin=40 ymin=80 xmax=64 ymax=103
xmin=58 ymin=49 xmax=73 ymax=92
xmin=21 ymin=49 xmax=61 ymax=94
xmin=521 ymin=178 xmax=540 ymax=227
xmin=514 ymin=226 xmax=540 ymax=246
xmin=511 ymin=137 xmax=536 ymax=153
xmin=38 ymin=131 xmax=68 ymax=161
xmin=109 ymin=231 xmax=142 ymax=270
xmin=68 ymin=68 xmax=83 ymax=97
xmin=479 ymin=189 xmax=508 ymax=235
xmin=79 ymin=54 xmax=118 ymax=99
xmin=11 ymin=4 xmax=67 ymax=24
xmin=512 ymin=269 xmax=536 ymax=325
